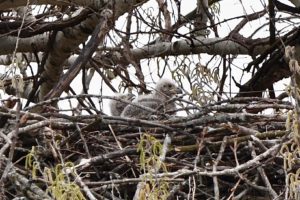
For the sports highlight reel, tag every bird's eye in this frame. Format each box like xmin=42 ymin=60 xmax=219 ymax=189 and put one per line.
xmin=168 ymin=84 xmax=172 ymax=88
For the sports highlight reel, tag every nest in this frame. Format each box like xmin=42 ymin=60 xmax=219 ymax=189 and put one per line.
xmin=0 ymin=96 xmax=298 ymax=200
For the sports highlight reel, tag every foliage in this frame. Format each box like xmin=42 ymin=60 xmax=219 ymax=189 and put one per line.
xmin=137 ymin=133 xmax=169 ymax=200
xmin=26 ymin=150 xmax=85 ymax=200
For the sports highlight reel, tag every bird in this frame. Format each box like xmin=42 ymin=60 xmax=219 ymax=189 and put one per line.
xmin=120 ymin=78 xmax=182 ymax=119
xmin=109 ymin=93 xmax=135 ymax=116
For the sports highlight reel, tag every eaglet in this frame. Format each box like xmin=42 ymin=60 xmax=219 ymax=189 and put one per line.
xmin=109 ymin=93 xmax=135 ymax=116
xmin=120 ymin=78 xmax=182 ymax=119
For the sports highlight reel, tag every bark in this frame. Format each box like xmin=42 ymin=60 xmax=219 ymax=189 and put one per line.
xmin=0 ymin=34 xmax=48 ymax=55
xmin=0 ymin=0 xmax=108 ymax=10
xmin=38 ymin=0 xmax=147 ymax=100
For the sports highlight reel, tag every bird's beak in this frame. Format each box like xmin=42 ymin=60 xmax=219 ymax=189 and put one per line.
xmin=175 ymin=87 xmax=183 ymax=94
xmin=128 ymin=93 xmax=135 ymax=100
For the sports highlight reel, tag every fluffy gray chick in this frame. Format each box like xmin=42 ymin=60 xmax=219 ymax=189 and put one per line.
xmin=121 ymin=78 xmax=182 ymax=119
xmin=109 ymin=93 xmax=135 ymax=116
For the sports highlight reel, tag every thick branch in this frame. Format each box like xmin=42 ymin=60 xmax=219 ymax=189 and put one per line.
xmin=38 ymin=0 xmax=147 ymax=101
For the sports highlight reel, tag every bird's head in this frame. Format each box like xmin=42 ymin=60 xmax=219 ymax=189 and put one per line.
xmin=154 ymin=78 xmax=182 ymax=99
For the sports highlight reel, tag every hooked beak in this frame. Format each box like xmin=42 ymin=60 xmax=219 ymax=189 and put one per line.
xmin=170 ymin=87 xmax=183 ymax=95
xmin=127 ymin=93 xmax=135 ymax=100
xmin=175 ymin=87 xmax=183 ymax=94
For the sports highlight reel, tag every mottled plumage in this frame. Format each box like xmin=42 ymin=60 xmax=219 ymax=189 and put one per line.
xmin=109 ymin=93 xmax=135 ymax=116
xmin=121 ymin=78 xmax=182 ymax=119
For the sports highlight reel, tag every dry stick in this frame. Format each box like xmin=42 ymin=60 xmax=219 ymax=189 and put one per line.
xmin=226 ymin=179 xmax=242 ymax=200
xmin=24 ymin=93 xmax=170 ymax=121
xmin=232 ymin=140 xmax=240 ymax=166
xmin=191 ymin=128 xmax=206 ymax=199
xmin=108 ymin=124 xmax=137 ymax=177
xmin=250 ymin=135 xmax=268 ymax=151
xmin=0 ymin=0 xmax=29 ymax=182
xmin=238 ymin=173 xmax=269 ymax=192
xmin=60 ymin=116 xmax=184 ymax=148
xmin=223 ymin=122 xmax=260 ymax=136
xmin=72 ymin=173 xmax=97 ymax=200
xmin=0 ymin=105 xmax=47 ymax=121
xmin=106 ymin=115 xmax=188 ymax=135
xmin=168 ymin=99 xmax=292 ymax=124
xmin=0 ymin=98 xmax=21 ymax=181
xmin=173 ymin=103 xmax=293 ymax=119
xmin=51 ymin=126 xmax=99 ymax=200
xmin=166 ymin=179 xmax=190 ymax=200
xmin=166 ymin=130 xmax=204 ymax=199
xmin=229 ymin=141 xmax=250 ymax=200
xmin=75 ymin=148 xmax=138 ymax=171
xmin=76 ymin=123 xmax=92 ymax=158
xmin=156 ymin=0 xmax=172 ymax=40
xmin=60 ymin=110 xmax=186 ymax=147
xmin=248 ymin=141 xmax=278 ymax=199
xmin=172 ymin=113 xmax=286 ymax=127
xmin=191 ymin=175 xmax=197 ymax=200
xmin=76 ymin=68 xmax=95 ymax=112
xmin=0 ymin=131 xmax=12 ymax=144
xmin=44 ymin=127 xmax=59 ymax=160
xmin=209 ymin=130 xmax=287 ymax=146
xmin=230 ymin=140 xmax=252 ymax=200
xmin=0 ymin=119 xmax=77 ymax=159
xmin=233 ymin=187 xmax=250 ymax=200
xmin=88 ymin=177 xmax=184 ymax=187
xmin=7 ymin=168 xmax=52 ymax=199
xmin=157 ymin=134 xmax=171 ymax=172
xmin=133 ymin=134 xmax=171 ymax=200
xmin=213 ymin=136 xmax=227 ymax=200
xmin=157 ymin=144 xmax=281 ymax=179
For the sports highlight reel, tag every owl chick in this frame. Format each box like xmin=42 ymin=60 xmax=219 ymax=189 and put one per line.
xmin=109 ymin=93 xmax=135 ymax=116
xmin=121 ymin=78 xmax=182 ymax=119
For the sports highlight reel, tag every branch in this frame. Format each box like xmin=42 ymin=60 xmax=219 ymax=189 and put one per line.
xmin=45 ymin=9 xmax=113 ymax=99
